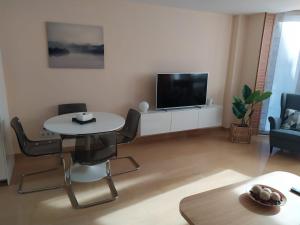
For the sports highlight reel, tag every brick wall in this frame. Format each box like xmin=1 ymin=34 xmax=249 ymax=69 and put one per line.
xmin=259 ymin=17 xmax=282 ymax=131
xmin=251 ymin=13 xmax=276 ymax=134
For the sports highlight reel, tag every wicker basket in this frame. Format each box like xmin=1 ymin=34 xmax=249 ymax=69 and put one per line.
xmin=230 ymin=123 xmax=252 ymax=144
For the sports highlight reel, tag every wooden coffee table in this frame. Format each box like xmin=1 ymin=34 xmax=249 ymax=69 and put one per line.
xmin=180 ymin=171 xmax=300 ymax=225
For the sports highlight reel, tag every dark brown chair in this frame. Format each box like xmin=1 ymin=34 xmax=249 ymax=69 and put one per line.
xmin=58 ymin=103 xmax=87 ymax=115
xmin=113 ymin=108 xmax=141 ymax=175
xmin=10 ymin=117 xmax=66 ymax=194
xmin=58 ymin=103 xmax=87 ymax=140
xmin=66 ymin=132 xmax=118 ymax=208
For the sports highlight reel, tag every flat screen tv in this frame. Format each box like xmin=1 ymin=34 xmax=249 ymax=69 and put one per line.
xmin=156 ymin=73 xmax=208 ymax=109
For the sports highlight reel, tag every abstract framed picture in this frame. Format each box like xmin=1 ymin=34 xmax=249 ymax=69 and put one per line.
xmin=46 ymin=22 xmax=104 ymax=69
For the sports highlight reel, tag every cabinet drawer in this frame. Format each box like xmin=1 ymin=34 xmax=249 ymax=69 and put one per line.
xmin=140 ymin=112 xmax=171 ymax=136
xmin=198 ymin=106 xmax=222 ymax=128
xmin=171 ymin=109 xmax=198 ymax=132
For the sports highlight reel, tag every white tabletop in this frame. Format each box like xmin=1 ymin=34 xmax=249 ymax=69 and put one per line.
xmin=44 ymin=112 xmax=125 ymax=135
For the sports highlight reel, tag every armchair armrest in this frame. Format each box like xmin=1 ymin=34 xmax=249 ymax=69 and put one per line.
xmin=268 ymin=117 xmax=282 ymax=130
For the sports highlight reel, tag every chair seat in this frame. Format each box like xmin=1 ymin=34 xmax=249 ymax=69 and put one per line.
xmin=26 ymin=139 xmax=62 ymax=156
xmin=270 ymin=129 xmax=300 ymax=142
xmin=117 ymin=133 xmax=132 ymax=144
xmin=72 ymin=146 xmax=116 ymax=165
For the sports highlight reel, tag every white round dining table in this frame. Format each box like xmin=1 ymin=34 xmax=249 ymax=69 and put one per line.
xmin=43 ymin=112 xmax=125 ymax=183
xmin=44 ymin=112 xmax=125 ymax=136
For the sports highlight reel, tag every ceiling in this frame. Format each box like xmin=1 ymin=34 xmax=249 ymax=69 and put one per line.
xmin=128 ymin=0 xmax=300 ymax=14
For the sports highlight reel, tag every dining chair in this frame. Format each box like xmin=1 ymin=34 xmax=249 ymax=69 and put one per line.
xmin=65 ymin=132 xmax=118 ymax=208
xmin=10 ymin=117 xmax=66 ymax=194
xmin=112 ymin=108 xmax=141 ymax=176
xmin=58 ymin=103 xmax=87 ymax=140
xmin=58 ymin=103 xmax=87 ymax=115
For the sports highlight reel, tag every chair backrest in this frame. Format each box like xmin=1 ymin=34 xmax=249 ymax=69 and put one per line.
xmin=280 ymin=93 xmax=300 ymax=119
xmin=120 ymin=108 xmax=141 ymax=141
xmin=74 ymin=132 xmax=117 ymax=165
xmin=58 ymin=103 xmax=87 ymax=115
xmin=94 ymin=132 xmax=117 ymax=152
xmin=10 ymin=117 xmax=30 ymax=156
xmin=75 ymin=132 xmax=117 ymax=151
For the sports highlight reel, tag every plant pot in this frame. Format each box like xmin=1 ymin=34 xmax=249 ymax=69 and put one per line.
xmin=230 ymin=123 xmax=252 ymax=144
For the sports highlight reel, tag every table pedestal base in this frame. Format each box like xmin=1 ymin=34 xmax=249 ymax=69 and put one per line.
xmin=70 ymin=163 xmax=107 ymax=183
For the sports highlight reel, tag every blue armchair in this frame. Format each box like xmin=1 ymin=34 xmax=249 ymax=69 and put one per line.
xmin=268 ymin=93 xmax=300 ymax=154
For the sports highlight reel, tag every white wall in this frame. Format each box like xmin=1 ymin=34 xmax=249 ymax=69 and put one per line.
xmin=0 ymin=0 xmax=233 ymax=153
xmin=239 ymin=14 xmax=265 ymax=90
xmin=223 ymin=14 xmax=265 ymax=127
xmin=0 ymin=50 xmax=15 ymax=183
xmin=223 ymin=15 xmax=247 ymax=128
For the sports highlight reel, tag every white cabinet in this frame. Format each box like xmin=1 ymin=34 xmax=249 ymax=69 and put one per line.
xmin=198 ymin=105 xmax=223 ymax=128
xmin=140 ymin=105 xmax=223 ymax=136
xmin=140 ymin=111 xmax=171 ymax=136
xmin=171 ymin=109 xmax=198 ymax=132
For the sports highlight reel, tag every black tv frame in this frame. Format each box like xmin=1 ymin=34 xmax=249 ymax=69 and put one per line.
xmin=156 ymin=72 xmax=208 ymax=110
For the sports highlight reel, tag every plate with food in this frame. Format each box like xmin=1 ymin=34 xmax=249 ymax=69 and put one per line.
xmin=248 ymin=184 xmax=287 ymax=207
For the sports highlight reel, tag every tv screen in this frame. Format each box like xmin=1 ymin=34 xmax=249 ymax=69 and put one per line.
xmin=156 ymin=73 xmax=208 ymax=109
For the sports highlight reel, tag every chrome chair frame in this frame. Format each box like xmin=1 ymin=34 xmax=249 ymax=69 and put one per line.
xmin=18 ymin=153 xmax=66 ymax=194
xmin=111 ymin=151 xmax=140 ymax=176
xmin=11 ymin=117 xmax=67 ymax=194
xmin=64 ymin=157 xmax=118 ymax=209
xmin=112 ymin=109 xmax=141 ymax=176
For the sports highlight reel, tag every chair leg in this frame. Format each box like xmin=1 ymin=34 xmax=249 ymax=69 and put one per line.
xmin=270 ymin=146 xmax=273 ymax=155
xmin=111 ymin=156 xmax=140 ymax=176
xmin=65 ymin=160 xmax=118 ymax=209
xmin=18 ymin=154 xmax=65 ymax=194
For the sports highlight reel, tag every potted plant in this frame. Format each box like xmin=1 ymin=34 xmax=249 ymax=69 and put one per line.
xmin=230 ymin=84 xmax=271 ymax=143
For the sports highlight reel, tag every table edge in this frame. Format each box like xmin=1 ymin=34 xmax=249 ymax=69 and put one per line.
xmin=179 ymin=171 xmax=298 ymax=225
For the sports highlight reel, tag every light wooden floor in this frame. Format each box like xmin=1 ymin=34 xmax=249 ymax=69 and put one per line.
xmin=1 ymin=129 xmax=300 ymax=225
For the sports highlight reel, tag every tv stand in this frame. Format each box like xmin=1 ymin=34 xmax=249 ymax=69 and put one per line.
xmin=139 ymin=105 xmax=223 ymax=136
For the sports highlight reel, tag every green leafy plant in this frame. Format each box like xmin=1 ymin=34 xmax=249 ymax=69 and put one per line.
xmin=232 ymin=85 xmax=272 ymax=127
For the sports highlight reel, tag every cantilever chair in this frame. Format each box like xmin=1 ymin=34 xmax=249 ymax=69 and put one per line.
xmin=10 ymin=117 xmax=66 ymax=194
xmin=58 ymin=103 xmax=87 ymax=140
xmin=112 ymin=108 xmax=141 ymax=175
xmin=65 ymin=132 xmax=118 ymax=209
xmin=58 ymin=103 xmax=87 ymax=116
